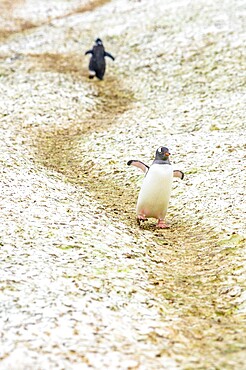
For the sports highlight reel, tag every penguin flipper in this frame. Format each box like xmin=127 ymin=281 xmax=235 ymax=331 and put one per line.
xmin=127 ymin=160 xmax=149 ymax=174
xmin=85 ymin=49 xmax=93 ymax=55
xmin=173 ymin=170 xmax=184 ymax=180
xmin=104 ymin=51 xmax=115 ymax=61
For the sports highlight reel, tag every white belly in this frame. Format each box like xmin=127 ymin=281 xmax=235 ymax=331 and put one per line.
xmin=136 ymin=164 xmax=173 ymax=220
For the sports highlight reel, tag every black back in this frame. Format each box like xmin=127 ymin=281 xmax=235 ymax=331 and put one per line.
xmin=88 ymin=44 xmax=106 ymax=80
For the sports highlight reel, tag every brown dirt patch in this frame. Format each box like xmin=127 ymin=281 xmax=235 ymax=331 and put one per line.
xmin=0 ymin=0 xmax=111 ymax=40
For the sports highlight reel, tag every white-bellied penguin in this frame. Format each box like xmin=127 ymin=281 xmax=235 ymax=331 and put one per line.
xmin=127 ymin=146 xmax=184 ymax=228
xmin=85 ymin=38 xmax=115 ymax=80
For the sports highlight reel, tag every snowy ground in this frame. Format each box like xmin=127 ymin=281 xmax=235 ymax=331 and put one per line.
xmin=0 ymin=0 xmax=245 ymax=369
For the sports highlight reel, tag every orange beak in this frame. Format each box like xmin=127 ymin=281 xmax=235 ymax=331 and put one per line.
xmin=165 ymin=152 xmax=170 ymax=156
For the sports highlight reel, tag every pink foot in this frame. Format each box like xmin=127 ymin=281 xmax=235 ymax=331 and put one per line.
xmin=156 ymin=219 xmax=170 ymax=229
xmin=137 ymin=214 xmax=147 ymax=224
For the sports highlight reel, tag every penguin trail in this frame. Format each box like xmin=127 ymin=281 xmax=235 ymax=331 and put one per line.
xmin=1 ymin=0 xmax=245 ymax=369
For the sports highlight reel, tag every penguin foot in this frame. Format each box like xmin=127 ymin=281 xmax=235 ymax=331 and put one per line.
xmin=89 ymin=70 xmax=96 ymax=79
xmin=137 ymin=214 xmax=147 ymax=224
xmin=156 ymin=220 xmax=170 ymax=229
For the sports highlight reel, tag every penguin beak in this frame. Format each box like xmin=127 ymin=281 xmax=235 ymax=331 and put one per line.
xmin=164 ymin=152 xmax=170 ymax=156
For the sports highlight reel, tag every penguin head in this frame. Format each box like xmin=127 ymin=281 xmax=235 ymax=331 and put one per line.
xmin=95 ymin=38 xmax=103 ymax=46
xmin=155 ymin=146 xmax=170 ymax=161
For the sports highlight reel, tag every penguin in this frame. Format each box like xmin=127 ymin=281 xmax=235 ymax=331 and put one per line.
xmin=85 ymin=38 xmax=115 ymax=80
xmin=127 ymin=146 xmax=184 ymax=228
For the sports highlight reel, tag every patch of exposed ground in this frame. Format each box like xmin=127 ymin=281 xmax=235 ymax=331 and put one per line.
xmin=0 ymin=0 xmax=246 ymax=369
xmin=0 ymin=0 xmax=111 ymax=40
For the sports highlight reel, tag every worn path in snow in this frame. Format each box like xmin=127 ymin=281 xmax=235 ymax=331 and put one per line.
xmin=0 ymin=0 xmax=246 ymax=369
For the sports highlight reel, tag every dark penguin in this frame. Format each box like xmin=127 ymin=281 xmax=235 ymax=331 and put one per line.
xmin=127 ymin=147 xmax=184 ymax=228
xmin=85 ymin=38 xmax=115 ymax=80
